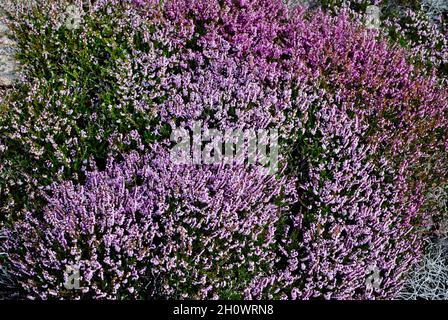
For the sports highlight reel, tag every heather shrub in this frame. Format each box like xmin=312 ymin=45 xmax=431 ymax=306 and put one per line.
xmin=0 ymin=0 xmax=166 ymax=218
xmin=2 ymin=155 xmax=158 ymax=299
xmin=241 ymin=90 xmax=423 ymax=299
xmin=131 ymin=0 xmax=301 ymax=134
xmin=277 ymin=8 xmax=446 ymax=298
xmin=1 ymin=0 xmax=447 ymax=300
xmin=0 ymin=0 xmax=299 ymax=218
xmin=384 ymin=8 xmax=448 ymax=75
xmin=310 ymin=0 xmax=448 ymax=77
xmin=306 ymin=0 xmax=448 ymax=296
xmin=1 ymin=148 xmax=297 ymax=299
xmin=292 ymin=8 xmax=447 ymax=197
xmin=245 ymin=5 xmax=445 ymax=298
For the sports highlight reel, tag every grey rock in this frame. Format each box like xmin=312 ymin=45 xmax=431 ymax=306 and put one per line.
xmin=0 ymin=19 xmax=17 ymax=87
xmin=0 ymin=23 xmax=9 ymax=37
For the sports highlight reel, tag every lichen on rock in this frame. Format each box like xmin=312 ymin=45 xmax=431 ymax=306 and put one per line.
xmin=0 ymin=7 xmax=19 ymax=87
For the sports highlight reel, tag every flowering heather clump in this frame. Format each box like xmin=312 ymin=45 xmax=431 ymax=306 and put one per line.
xmin=291 ymin=8 xmax=447 ymax=192
xmin=130 ymin=0 xmax=302 ymax=133
xmin=311 ymin=0 xmax=448 ymax=77
xmin=296 ymin=98 xmax=422 ymax=299
xmin=2 ymin=155 xmax=158 ymax=299
xmin=0 ymin=0 xmax=166 ymax=217
xmin=243 ymin=91 xmax=423 ymax=299
xmin=1 ymin=0 xmax=447 ymax=300
xmin=2 ymin=148 xmax=297 ymax=299
xmin=0 ymin=0 xmax=302 ymax=218
xmin=385 ymin=8 xmax=448 ymax=75
xmin=279 ymin=7 xmax=447 ymax=297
